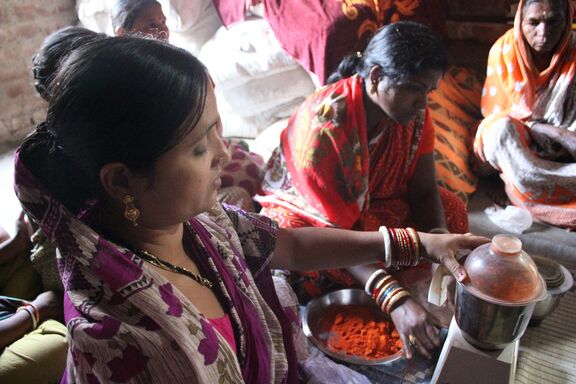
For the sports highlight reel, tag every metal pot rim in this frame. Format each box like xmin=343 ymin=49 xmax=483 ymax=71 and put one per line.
xmin=458 ymin=274 xmax=548 ymax=306
xmin=547 ymin=264 xmax=574 ymax=295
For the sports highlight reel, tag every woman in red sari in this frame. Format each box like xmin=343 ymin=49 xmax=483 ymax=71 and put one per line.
xmin=259 ymin=21 xmax=469 ymax=359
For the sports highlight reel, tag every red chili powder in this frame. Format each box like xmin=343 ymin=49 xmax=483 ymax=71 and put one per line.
xmin=324 ymin=305 xmax=402 ymax=359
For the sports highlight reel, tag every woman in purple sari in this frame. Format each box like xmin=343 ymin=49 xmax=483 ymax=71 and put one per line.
xmin=14 ymin=36 xmax=487 ymax=383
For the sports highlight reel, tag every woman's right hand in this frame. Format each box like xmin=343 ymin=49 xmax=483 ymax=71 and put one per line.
xmin=389 ymin=297 xmax=440 ymax=360
xmin=31 ymin=291 xmax=63 ymax=323
xmin=418 ymin=233 xmax=489 ymax=283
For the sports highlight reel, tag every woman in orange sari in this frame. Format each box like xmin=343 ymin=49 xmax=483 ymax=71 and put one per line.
xmin=258 ymin=21 xmax=469 ymax=359
xmin=474 ymin=0 xmax=576 ymax=228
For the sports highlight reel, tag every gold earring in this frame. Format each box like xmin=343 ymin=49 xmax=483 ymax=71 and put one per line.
xmin=371 ymin=81 xmax=378 ymax=95
xmin=122 ymin=194 xmax=140 ymax=227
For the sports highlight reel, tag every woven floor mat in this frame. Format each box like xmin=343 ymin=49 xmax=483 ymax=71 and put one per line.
xmin=515 ymin=263 xmax=576 ymax=384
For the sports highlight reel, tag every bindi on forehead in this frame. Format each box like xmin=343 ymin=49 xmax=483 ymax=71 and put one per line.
xmin=524 ymin=9 xmax=562 ymax=24
xmin=525 ymin=1 xmax=564 ymax=17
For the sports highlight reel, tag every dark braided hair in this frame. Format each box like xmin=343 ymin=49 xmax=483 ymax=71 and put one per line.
xmin=327 ymin=21 xmax=448 ymax=85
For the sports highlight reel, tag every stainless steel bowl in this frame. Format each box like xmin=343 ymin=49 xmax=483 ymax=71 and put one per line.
xmin=301 ymin=288 xmax=403 ymax=365
xmin=530 ymin=262 xmax=574 ymax=326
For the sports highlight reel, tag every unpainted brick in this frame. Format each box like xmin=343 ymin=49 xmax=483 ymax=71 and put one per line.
xmin=0 ymin=71 xmax=30 ymax=83
xmin=0 ymin=0 xmax=76 ymax=152
xmin=13 ymin=5 xmax=50 ymax=20
xmin=6 ymin=84 xmax=26 ymax=99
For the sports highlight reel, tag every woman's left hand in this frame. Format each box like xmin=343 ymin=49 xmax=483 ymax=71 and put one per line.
xmin=389 ymin=297 xmax=439 ymax=359
xmin=418 ymin=233 xmax=490 ymax=283
xmin=528 ymin=122 xmax=576 ymax=160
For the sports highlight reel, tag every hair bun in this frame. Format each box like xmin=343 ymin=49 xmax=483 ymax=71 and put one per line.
xmin=30 ymin=122 xmax=65 ymax=155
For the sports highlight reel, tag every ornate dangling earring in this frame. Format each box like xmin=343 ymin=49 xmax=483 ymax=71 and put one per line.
xmin=371 ymin=80 xmax=378 ymax=95
xmin=122 ymin=194 xmax=140 ymax=227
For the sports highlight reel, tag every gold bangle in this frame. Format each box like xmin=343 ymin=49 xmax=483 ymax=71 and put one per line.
xmin=396 ymin=229 xmax=410 ymax=266
xmin=391 ymin=228 xmax=404 ymax=265
xmin=385 ymin=289 xmax=411 ymax=314
xmin=377 ymin=281 xmax=400 ymax=307
xmin=374 ymin=279 xmax=398 ymax=303
xmin=372 ymin=275 xmax=394 ymax=299
xmin=375 ymin=279 xmax=398 ymax=303
xmin=16 ymin=305 xmax=38 ymax=330
xmin=26 ymin=302 xmax=40 ymax=325
xmin=406 ymin=227 xmax=420 ymax=266
xmin=381 ymin=287 xmax=406 ymax=313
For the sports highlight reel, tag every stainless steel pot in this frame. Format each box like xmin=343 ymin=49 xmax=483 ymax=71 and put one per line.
xmin=453 ymin=235 xmax=547 ymax=350
xmin=455 ymin=282 xmax=538 ymax=349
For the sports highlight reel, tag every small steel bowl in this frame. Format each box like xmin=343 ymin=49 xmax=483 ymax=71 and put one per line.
xmin=301 ymin=288 xmax=403 ymax=365
xmin=530 ymin=261 xmax=574 ymax=326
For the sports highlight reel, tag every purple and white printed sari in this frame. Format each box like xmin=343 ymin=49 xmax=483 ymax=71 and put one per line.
xmin=14 ymin=144 xmax=299 ymax=383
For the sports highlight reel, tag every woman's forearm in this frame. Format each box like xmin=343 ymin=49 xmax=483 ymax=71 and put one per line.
xmin=0 ymin=311 xmax=34 ymax=349
xmin=530 ymin=122 xmax=576 ymax=158
xmin=272 ymin=228 xmax=489 ymax=283
xmin=271 ymin=227 xmax=382 ymax=271
xmin=347 ymin=264 xmax=381 ymax=284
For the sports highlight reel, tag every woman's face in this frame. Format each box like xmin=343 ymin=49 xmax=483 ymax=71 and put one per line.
xmin=132 ymin=85 xmax=230 ymax=228
xmin=374 ymin=69 xmax=443 ymax=125
xmin=131 ymin=2 xmax=169 ymax=41
xmin=521 ymin=1 xmax=566 ymax=55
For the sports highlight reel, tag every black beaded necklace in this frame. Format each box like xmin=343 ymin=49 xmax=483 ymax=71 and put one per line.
xmin=135 ymin=249 xmax=214 ymax=289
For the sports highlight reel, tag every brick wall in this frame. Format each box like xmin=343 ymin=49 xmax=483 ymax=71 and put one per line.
xmin=0 ymin=0 xmax=77 ymax=153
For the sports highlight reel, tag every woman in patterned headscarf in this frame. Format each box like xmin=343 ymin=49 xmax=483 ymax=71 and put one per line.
xmin=474 ymin=0 xmax=576 ymax=228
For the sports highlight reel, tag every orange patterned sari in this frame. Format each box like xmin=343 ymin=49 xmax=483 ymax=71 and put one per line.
xmin=474 ymin=0 xmax=576 ymax=228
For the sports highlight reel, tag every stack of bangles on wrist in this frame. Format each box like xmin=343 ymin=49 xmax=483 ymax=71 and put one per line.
xmin=378 ymin=226 xmax=421 ymax=268
xmin=364 ymin=269 xmax=411 ymax=314
xmin=16 ymin=302 xmax=40 ymax=330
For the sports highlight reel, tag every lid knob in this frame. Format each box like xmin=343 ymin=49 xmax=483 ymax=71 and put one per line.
xmin=490 ymin=234 xmax=522 ymax=256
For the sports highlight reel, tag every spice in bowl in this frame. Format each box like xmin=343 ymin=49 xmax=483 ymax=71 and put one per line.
xmin=323 ymin=305 xmax=402 ymax=359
